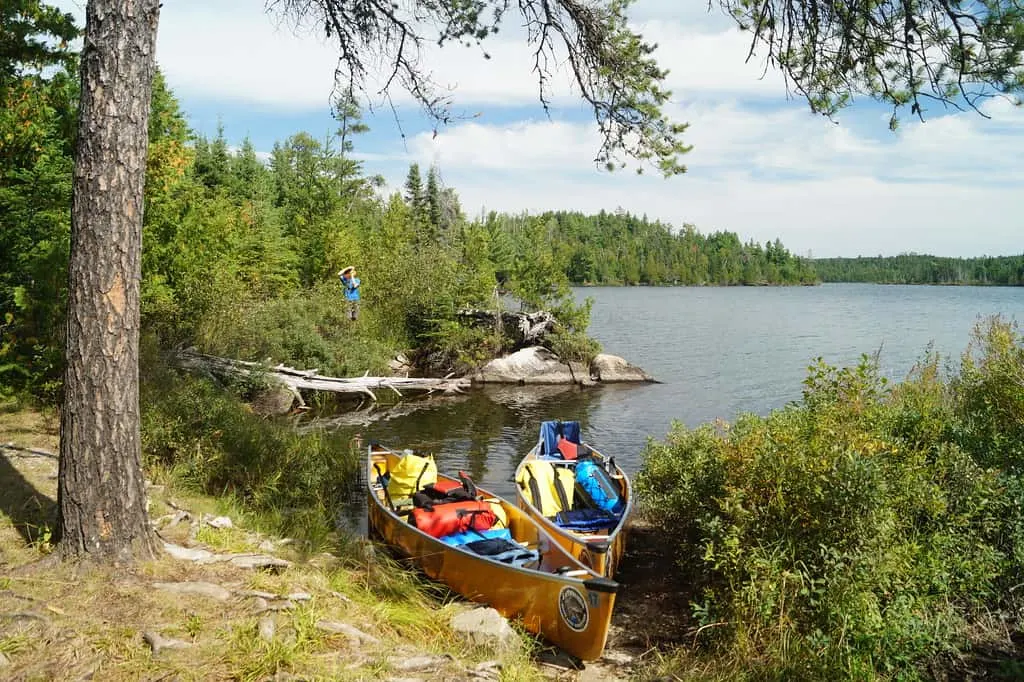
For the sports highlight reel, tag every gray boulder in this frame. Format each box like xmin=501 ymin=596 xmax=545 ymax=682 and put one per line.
xmin=590 ymin=353 xmax=655 ymax=383
xmin=250 ymin=386 xmax=296 ymax=417
xmin=473 ymin=347 xmax=589 ymax=385
xmin=388 ymin=353 xmax=412 ymax=376
xmin=450 ymin=607 xmax=518 ymax=652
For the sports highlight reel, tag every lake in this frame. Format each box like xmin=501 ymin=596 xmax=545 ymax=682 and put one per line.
xmin=336 ymin=283 xmax=1023 ymax=518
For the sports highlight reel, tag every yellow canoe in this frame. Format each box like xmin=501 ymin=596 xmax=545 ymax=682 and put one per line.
xmin=367 ymin=443 xmax=619 ymax=661
xmin=514 ymin=423 xmax=632 ymax=578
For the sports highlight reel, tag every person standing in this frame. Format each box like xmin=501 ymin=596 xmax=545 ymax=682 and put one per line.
xmin=339 ymin=266 xmax=361 ymax=321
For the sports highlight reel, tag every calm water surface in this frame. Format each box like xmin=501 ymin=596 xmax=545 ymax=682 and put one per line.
xmin=337 ymin=284 xmax=1022 ymax=511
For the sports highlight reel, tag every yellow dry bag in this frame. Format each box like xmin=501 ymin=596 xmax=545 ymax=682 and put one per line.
xmin=389 ymin=452 xmax=437 ymax=499
xmin=516 ymin=460 xmax=574 ymax=517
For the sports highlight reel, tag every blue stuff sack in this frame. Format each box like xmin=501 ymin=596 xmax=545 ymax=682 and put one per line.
xmin=575 ymin=459 xmax=624 ymax=516
xmin=555 ymin=507 xmax=617 ymax=531
xmin=439 ymin=527 xmax=512 ymax=547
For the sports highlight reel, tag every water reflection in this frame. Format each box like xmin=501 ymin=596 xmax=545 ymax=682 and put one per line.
xmin=315 ymin=383 xmax=652 ymax=534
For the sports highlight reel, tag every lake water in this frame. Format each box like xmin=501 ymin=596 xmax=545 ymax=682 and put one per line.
xmin=339 ymin=283 xmax=1023 ymax=513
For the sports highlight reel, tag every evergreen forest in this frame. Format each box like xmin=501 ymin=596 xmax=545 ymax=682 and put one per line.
xmin=813 ymin=254 xmax=1024 ymax=285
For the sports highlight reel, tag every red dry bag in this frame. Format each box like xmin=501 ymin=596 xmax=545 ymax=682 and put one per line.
xmin=410 ymin=500 xmax=497 ymax=538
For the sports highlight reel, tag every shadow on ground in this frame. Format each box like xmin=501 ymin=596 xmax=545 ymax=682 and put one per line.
xmin=0 ymin=452 xmax=57 ymax=547
xmin=608 ymin=520 xmax=697 ymax=653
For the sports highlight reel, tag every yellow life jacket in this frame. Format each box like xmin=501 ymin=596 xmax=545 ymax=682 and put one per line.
xmin=516 ymin=460 xmax=575 ymax=517
xmin=389 ymin=452 xmax=437 ymax=499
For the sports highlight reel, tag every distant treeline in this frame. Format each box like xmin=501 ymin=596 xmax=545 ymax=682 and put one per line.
xmin=813 ymin=254 xmax=1024 ymax=285
xmin=486 ymin=210 xmax=818 ymax=286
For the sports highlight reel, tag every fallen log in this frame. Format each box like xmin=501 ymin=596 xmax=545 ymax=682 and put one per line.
xmin=173 ymin=348 xmax=471 ymax=408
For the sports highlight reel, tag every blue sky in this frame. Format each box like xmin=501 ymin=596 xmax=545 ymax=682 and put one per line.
xmin=55 ymin=0 xmax=1023 ymax=258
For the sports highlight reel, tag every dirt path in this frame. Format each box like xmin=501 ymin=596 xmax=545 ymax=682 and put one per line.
xmin=535 ymin=520 xmax=699 ymax=681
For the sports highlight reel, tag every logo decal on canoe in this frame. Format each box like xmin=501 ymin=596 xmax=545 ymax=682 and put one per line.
xmin=558 ymin=586 xmax=589 ymax=632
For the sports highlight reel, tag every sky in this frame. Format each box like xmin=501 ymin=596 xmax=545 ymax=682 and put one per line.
xmin=54 ymin=0 xmax=1023 ymax=258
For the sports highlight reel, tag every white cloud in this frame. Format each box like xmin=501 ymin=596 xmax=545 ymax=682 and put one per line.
xmin=629 ymin=0 xmax=732 ymax=29
xmin=410 ymin=97 xmax=1024 ymax=182
xmin=436 ymin=169 xmax=1020 ymax=258
xmin=55 ymin=0 xmax=783 ymax=110
xmin=395 ymin=98 xmax=1024 ymax=257
xmin=53 ymin=0 xmax=1024 ymax=257
xmin=639 ymin=22 xmax=787 ymax=99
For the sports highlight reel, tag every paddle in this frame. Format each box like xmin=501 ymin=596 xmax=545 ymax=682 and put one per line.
xmin=374 ymin=463 xmax=395 ymax=511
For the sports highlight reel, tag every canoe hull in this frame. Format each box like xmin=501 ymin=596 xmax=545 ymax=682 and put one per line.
xmin=367 ymin=446 xmax=617 ymax=661
xmin=515 ymin=445 xmax=633 ymax=578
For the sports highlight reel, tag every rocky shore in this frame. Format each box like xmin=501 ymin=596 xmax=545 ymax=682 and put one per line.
xmin=471 ymin=347 xmax=656 ymax=386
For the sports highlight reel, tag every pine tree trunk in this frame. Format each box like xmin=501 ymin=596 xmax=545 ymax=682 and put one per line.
xmin=58 ymin=0 xmax=162 ymax=562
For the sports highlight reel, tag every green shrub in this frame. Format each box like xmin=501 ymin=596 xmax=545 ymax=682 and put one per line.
xmin=194 ymin=284 xmax=396 ymax=376
xmin=140 ymin=364 xmax=361 ymax=543
xmin=952 ymin=316 xmax=1024 ymax=472
xmin=637 ymin=318 xmax=1024 ymax=679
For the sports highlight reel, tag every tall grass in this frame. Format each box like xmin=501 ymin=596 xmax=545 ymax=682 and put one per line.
xmin=637 ymin=316 xmax=1024 ymax=680
xmin=140 ymin=348 xmax=362 ymax=548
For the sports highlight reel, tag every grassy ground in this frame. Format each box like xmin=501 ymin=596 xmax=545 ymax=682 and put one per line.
xmin=0 ymin=404 xmax=723 ymax=682
xmin=0 ymin=406 xmax=544 ymax=682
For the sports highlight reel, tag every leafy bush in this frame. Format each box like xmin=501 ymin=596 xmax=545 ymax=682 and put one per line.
xmin=194 ymin=284 xmax=396 ymax=376
xmin=952 ymin=316 xmax=1024 ymax=472
xmin=637 ymin=317 xmax=1024 ymax=679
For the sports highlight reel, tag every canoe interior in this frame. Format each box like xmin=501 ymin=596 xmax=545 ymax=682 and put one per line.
xmin=368 ymin=444 xmax=586 ymax=574
xmin=515 ymin=443 xmax=633 ymax=577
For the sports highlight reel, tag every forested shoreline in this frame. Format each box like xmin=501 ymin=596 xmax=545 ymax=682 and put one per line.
xmin=501 ymin=210 xmax=819 ymax=286
xmin=813 ymin=254 xmax=1024 ymax=286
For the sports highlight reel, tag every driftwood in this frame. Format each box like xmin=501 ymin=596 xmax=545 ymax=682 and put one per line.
xmin=457 ymin=309 xmax=558 ymax=349
xmin=174 ymin=348 xmax=471 ymax=407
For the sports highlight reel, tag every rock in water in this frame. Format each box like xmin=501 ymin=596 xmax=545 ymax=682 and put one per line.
xmin=590 ymin=353 xmax=656 ymax=382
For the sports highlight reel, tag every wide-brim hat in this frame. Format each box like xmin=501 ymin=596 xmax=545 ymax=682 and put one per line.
xmin=339 ymin=266 xmax=355 ymax=276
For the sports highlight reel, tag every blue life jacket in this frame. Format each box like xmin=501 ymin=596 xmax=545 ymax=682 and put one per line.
xmin=439 ymin=527 xmax=511 ymax=547
xmin=575 ymin=459 xmax=624 ymax=516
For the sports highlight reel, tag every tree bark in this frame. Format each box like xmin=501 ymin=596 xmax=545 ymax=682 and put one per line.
xmin=58 ymin=0 xmax=161 ymax=562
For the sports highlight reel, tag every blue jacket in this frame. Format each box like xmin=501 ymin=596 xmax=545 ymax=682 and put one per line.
xmin=340 ymin=275 xmax=360 ymax=301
